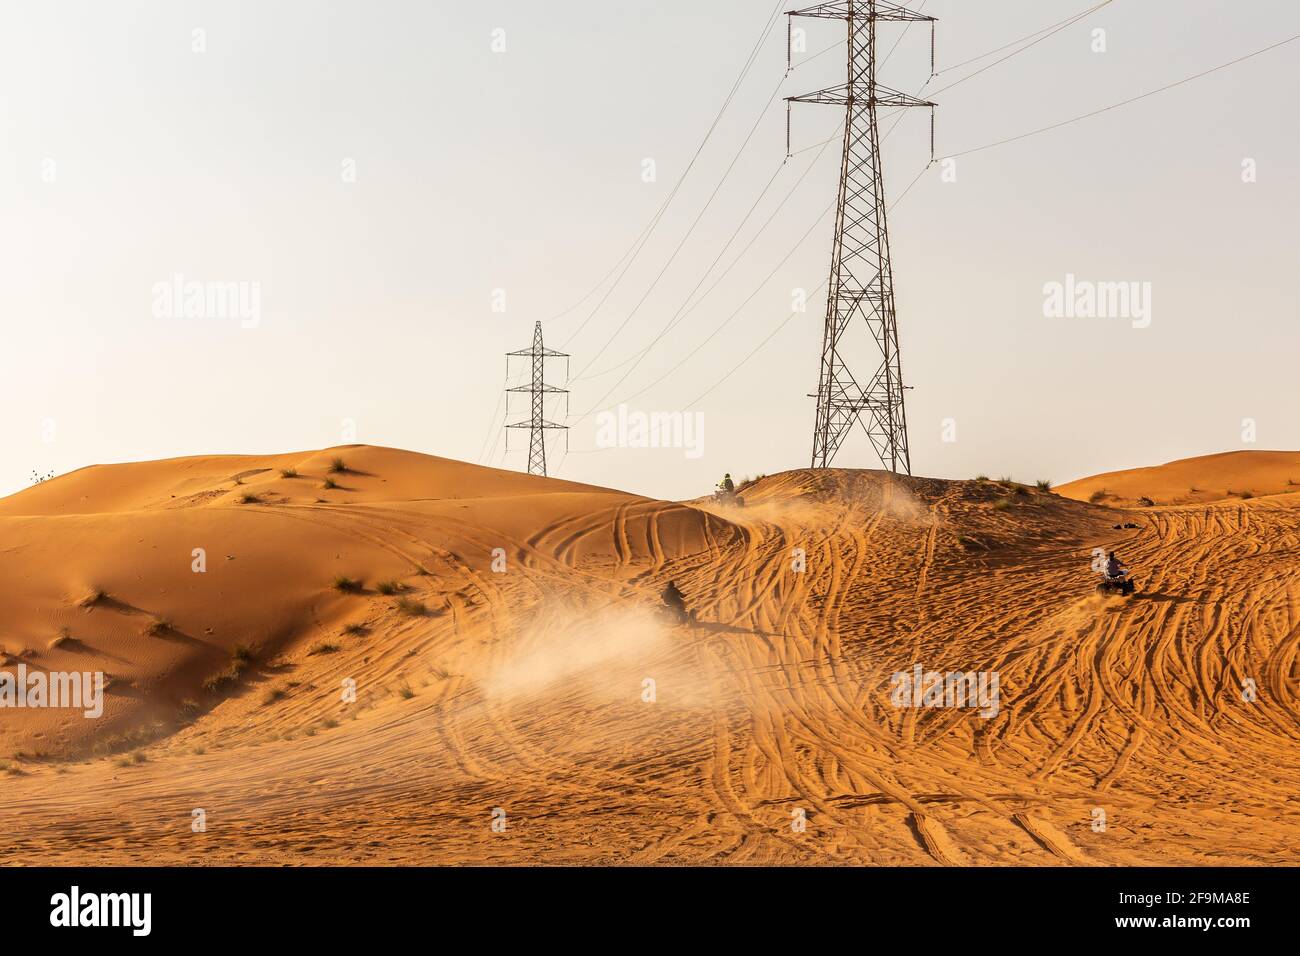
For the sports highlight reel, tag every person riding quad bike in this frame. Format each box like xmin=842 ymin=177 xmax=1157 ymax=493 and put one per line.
xmin=1097 ymin=551 xmax=1136 ymax=596
xmin=660 ymin=580 xmax=692 ymax=624
xmin=712 ymin=473 xmax=744 ymax=508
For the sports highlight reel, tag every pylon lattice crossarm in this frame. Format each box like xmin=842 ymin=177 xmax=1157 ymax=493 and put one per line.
xmin=505 ymin=420 xmax=568 ymax=430
xmin=786 ymin=84 xmax=934 ymax=108
xmin=786 ymin=2 xmax=933 ymax=23
xmin=506 ymin=384 xmax=566 ymax=394
xmin=506 ymin=346 xmax=568 ymax=358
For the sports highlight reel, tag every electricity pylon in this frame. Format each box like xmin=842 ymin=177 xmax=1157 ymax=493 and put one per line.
xmin=787 ymin=0 xmax=935 ymax=474
xmin=505 ymin=321 xmax=569 ymax=476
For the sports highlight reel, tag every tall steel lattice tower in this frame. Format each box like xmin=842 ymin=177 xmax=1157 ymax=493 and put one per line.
xmin=787 ymin=1 xmax=935 ymax=474
xmin=505 ymin=321 xmax=569 ymax=476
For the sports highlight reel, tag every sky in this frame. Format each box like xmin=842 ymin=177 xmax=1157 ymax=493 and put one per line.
xmin=2 ymin=0 xmax=1298 ymax=501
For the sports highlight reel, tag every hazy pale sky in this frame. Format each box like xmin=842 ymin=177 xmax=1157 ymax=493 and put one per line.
xmin=3 ymin=0 xmax=1297 ymax=500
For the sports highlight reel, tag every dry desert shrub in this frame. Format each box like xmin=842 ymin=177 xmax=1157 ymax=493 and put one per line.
xmin=396 ymin=597 xmax=427 ymax=617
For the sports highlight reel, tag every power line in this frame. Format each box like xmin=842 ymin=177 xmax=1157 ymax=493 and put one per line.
xmin=938 ymin=0 xmax=1113 ymax=75
xmin=947 ymin=32 xmax=1300 ymax=158
xmin=475 ymin=4 xmax=784 ymax=467
xmin=928 ymin=0 xmax=1112 ymax=96
xmin=573 ymin=156 xmax=788 ymax=383
xmin=683 ymin=160 xmax=932 ymax=414
xmin=555 ymin=0 xmax=786 ymax=349
xmin=570 ymin=70 xmax=789 ymax=380
xmin=589 ymin=121 xmax=846 ymax=409
xmin=672 ymin=30 xmax=1300 ymax=416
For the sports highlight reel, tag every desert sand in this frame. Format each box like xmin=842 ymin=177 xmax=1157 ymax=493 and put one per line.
xmin=1058 ymin=449 xmax=1300 ymax=507
xmin=1 ymin=444 xmax=1297 ymax=865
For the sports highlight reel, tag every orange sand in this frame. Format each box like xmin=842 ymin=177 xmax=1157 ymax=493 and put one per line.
xmin=1057 ymin=449 xmax=1300 ymax=507
xmin=1 ymin=446 xmax=1296 ymax=864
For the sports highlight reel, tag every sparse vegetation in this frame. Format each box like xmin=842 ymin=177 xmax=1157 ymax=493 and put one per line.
xmin=322 ymin=477 xmax=338 ymax=490
xmin=144 ymin=617 xmax=172 ymax=636
xmin=398 ymin=683 xmax=415 ymax=699
xmin=332 ymin=575 xmax=362 ymax=593
xmin=238 ymin=492 xmax=260 ymax=504
xmin=202 ymin=667 xmax=242 ymax=694
xmin=203 ymin=648 xmax=252 ymax=695
xmin=1089 ymin=489 xmax=1108 ymax=504
xmin=1035 ymin=479 xmax=1052 ymax=492
xmin=376 ymin=580 xmax=403 ymax=595
xmin=975 ymin=474 xmax=989 ymax=483
xmin=396 ymin=596 xmax=427 ymax=617
xmin=1138 ymin=496 xmax=1155 ymax=507
xmin=342 ymin=623 xmax=368 ymax=636
xmin=329 ymin=456 xmax=347 ymax=474
xmin=279 ymin=467 xmax=299 ymax=478
xmin=309 ymin=641 xmax=341 ymax=656
xmin=262 ymin=687 xmax=287 ymax=706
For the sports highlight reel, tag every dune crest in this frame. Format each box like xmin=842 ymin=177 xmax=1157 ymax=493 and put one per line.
xmin=1057 ymin=449 xmax=1300 ymax=507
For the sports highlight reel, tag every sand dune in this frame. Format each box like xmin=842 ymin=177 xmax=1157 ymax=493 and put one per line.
xmin=1 ymin=446 xmax=1297 ymax=865
xmin=1057 ymin=449 xmax=1300 ymax=507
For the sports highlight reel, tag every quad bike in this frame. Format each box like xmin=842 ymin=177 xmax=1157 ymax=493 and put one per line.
xmin=712 ymin=486 xmax=745 ymax=508
xmin=656 ymin=603 xmax=696 ymax=626
xmin=1096 ymin=570 xmax=1136 ymax=596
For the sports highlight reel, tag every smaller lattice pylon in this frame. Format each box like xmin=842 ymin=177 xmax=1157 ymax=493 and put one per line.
xmin=505 ymin=321 xmax=569 ymax=477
